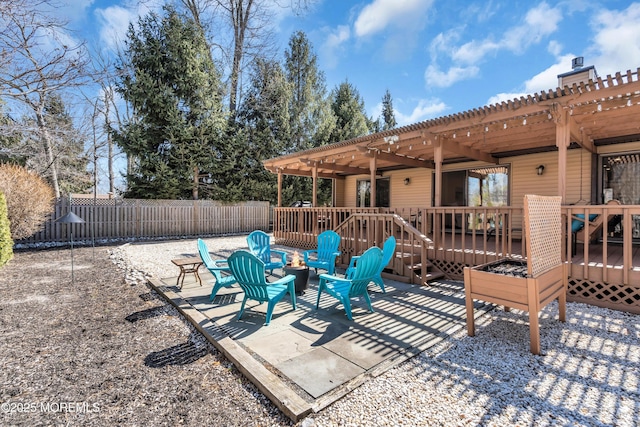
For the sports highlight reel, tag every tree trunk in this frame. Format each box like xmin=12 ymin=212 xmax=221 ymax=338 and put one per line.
xmin=193 ymin=165 xmax=199 ymax=200
xmin=36 ymin=110 xmax=61 ymax=198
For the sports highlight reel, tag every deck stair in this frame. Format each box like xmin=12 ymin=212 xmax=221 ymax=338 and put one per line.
xmin=334 ymin=213 xmax=446 ymax=286
xmin=399 ymin=253 xmax=446 ymax=284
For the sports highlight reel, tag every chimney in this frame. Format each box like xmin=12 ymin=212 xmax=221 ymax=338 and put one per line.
xmin=571 ymin=56 xmax=584 ymax=69
xmin=558 ymin=57 xmax=597 ymax=88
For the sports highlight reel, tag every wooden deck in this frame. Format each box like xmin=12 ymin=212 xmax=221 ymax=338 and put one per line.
xmin=274 ymin=207 xmax=640 ymax=314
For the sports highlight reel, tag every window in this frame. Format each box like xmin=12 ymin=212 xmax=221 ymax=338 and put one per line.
xmin=437 ymin=166 xmax=509 ymax=207
xmin=601 ymin=153 xmax=640 ymax=238
xmin=356 ymin=178 xmax=390 ymax=207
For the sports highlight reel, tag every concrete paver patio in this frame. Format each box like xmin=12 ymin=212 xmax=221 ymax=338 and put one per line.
xmin=148 ymin=265 xmax=490 ymax=422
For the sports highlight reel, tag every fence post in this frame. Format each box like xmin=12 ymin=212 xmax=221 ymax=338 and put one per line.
xmin=193 ymin=199 xmax=200 ymax=236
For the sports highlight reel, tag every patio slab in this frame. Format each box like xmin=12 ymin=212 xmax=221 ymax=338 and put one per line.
xmin=276 ymin=347 xmax=365 ymax=398
xmin=148 ymin=266 xmax=491 ymax=422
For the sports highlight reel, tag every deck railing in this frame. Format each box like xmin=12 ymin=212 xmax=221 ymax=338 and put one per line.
xmin=273 ymin=205 xmax=640 ymax=282
xmin=564 ymin=204 xmax=640 ymax=285
xmin=332 ymin=213 xmax=431 ymax=285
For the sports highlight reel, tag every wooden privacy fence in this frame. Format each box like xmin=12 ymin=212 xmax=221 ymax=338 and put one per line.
xmin=16 ymin=198 xmax=271 ymax=245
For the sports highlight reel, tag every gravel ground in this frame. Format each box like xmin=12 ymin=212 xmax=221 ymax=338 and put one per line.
xmin=1 ymin=235 xmax=639 ymax=427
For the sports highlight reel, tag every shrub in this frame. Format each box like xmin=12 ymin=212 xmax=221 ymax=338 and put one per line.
xmin=0 ymin=163 xmax=55 ymax=240
xmin=0 ymin=192 xmax=13 ymax=266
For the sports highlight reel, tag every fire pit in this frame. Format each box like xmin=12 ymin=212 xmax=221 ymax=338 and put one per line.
xmin=283 ymin=251 xmax=309 ymax=295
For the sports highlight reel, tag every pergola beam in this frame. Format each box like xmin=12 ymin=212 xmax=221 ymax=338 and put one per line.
xmin=440 ymin=137 xmax=498 ymax=164
xmin=299 ymin=158 xmax=369 ymax=175
xmin=266 ymin=166 xmax=337 ymax=179
xmin=357 ymin=146 xmax=435 ymax=168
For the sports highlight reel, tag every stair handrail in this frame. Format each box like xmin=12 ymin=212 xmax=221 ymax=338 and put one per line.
xmin=333 ymin=213 xmax=434 ymax=285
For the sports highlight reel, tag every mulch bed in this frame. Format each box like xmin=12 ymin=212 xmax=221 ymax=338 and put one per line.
xmin=0 ymin=246 xmax=293 ymax=426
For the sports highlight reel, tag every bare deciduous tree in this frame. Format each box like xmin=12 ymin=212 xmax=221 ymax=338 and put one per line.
xmin=178 ymin=0 xmax=316 ymax=118
xmin=0 ymin=0 xmax=90 ymax=198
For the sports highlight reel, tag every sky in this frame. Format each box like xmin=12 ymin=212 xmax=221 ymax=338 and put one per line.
xmin=56 ymin=0 xmax=640 ymax=128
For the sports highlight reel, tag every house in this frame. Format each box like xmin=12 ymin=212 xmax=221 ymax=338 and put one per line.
xmin=263 ymin=60 xmax=640 ymax=315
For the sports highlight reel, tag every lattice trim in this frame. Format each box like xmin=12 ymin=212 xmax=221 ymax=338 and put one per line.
xmin=432 ymin=259 xmax=466 ymax=280
xmin=523 ymin=195 xmax=562 ymax=277
xmin=568 ymin=278 xmax=640 ymax=309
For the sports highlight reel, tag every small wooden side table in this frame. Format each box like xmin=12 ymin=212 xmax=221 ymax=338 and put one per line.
xmin=171 ymin=257 xmax=204 ymax=289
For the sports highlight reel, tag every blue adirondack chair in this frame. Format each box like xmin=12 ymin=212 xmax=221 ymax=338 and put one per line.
xmin=227 ymin=250 xmax=297 ymax=325
xmin=316 ymin=246 xmax=383 ymax=320
xmin=346 ymin=236 xmax=396 ymax=293
xmin=246 ymin=230 xmax=287 ymax=274
xmin=197 ymin=239 xmax=238 ymax=302
xmin=303 ymin=230 xmax=341 ymax=275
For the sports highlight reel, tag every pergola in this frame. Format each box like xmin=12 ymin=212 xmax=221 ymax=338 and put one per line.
xmin=264 ymin=67 xmax=640 ymax=207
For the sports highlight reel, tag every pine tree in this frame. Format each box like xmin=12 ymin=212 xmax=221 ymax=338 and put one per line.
xmin=285 ymin=31 xmax=336 ymax=152
xmin=235 ymin=58 xmax=292 ymax=203
xmin=283 ymin=31 xmax=335 ymax=205
xmin=330 ymin=80 xmax=371 ymax=142
xmin=380 ymin=89 xmax=397 ymax=131
xmin=113 ymin=6 xmax=226 ymax=199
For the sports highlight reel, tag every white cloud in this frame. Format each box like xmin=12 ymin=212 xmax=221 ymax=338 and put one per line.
xmin=424 ymin=64 xmax=479 ymax=88
xmin=396 ymin=98 xmax=448 ymax=125
xmin=589 ymin=3 xmax=640 ymax=76
xmin=95 ymin=0 xmax=163 ymax=52
xmin=429 ymin=30 xmax=462 ymax=61
xmin=427 ymin=1 xmax=563 ymax=89
xmin=320 ymin=25 xmax=350 ymax=69
xmin=524 ymin=54 xmax=575 ymax=92
xmin=547 ymin=40 xmax=563 ymax=57
xmin=452 ymin=39 xmax=499 ymax=64
xmin=486 ymin=53 xmax=576 ymax=105
xmin=354 ymin=0 xmax=434 ymax=37
xmin=52 ymin=0 xmax=96 ymax=23
xmin=96 ymin=6 xmax=135 ymax=51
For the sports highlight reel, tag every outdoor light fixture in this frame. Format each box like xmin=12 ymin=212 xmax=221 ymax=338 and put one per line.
xmin=384 ymin=135 xmax=399 ymax=144
xmin=404 ymin=177 xmax=411 ymax=185
xmin=56 ymin=211 xmax=85 ymax=284
xmin=537 ymin=165 xmax=545 ymax=176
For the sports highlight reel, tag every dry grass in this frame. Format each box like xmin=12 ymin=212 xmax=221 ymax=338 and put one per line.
xmin=0 ymin=246 xmax=293 ymax=426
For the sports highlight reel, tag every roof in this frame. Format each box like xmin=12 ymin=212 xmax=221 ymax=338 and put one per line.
xmin=264 ymin=67 xmax=640 ymax=179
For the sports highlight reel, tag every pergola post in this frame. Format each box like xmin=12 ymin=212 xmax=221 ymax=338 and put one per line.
xmin=277 ymin=169 xmax=282 ymax=207
xmin=554 ymin=106 xmax=570 ymax=203
xmin=312 ymin=164 xmax=318 ymax=207
xmin=434 ymin=138 xmax=443 ymax=207
xmin=434 ymin=138 xmax=443 ymax=248
xmin=369 ymin=152 xmax=377 ymax=207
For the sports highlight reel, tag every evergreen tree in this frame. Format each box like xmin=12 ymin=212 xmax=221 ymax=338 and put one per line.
xmin=2 ymin=94 xmax=91 ymax=194
xmin=113 ymin=6 xmax=226 ymax=199
xmin=236 ymin=58 xmax=292 ymax=203
xmin=37 ymin=94 xmax=91 ymax=195
xmin=283 ymin=31 xmax=335 ymax=205
xmin=0 ymin=104 xmax=23 ymax=165
xmin=380 ymin=89 xmax=397 ymax=130
xmin=329 ymin=80 xmax=371 ymax=142
xmin=285 ymin=31 xmax=335 ymax=152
